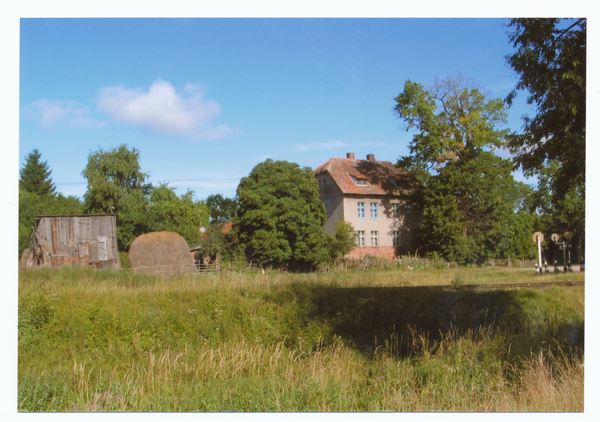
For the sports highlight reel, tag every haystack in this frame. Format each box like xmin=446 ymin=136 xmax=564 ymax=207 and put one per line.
xmin=128 ymin=231 xmax=197 ymax=275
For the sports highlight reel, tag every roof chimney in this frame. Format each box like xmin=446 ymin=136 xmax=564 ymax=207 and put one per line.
xmin=346 ymin=152 xmax=355 ymax=160
xmin=366 ymin=154 xmax=375 ymax=161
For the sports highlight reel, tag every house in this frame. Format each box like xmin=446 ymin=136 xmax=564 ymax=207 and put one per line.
xmin=20 ymin=215 xmax=120 ymax=269
xmin=314 ymin=153 xmax=421 ymax=259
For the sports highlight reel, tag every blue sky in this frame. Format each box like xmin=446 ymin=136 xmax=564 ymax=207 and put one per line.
xmin=19 ymin=17 xmax=541 ymax=200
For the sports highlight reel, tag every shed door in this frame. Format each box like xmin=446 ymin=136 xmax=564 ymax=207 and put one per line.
xmin=97 ymin=236 xmax=109 ymax=261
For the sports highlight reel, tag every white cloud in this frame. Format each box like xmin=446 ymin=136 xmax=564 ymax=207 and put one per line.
xmin=294 ymin=140 xmax=348 ymax=152
xmin=24 ymin=99 xmax=104 ymax=130
xmin=97 ymin=80 xmax=240 ymax=139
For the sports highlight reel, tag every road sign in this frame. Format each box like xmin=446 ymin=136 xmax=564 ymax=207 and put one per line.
xmin=532 ymin=232 xmax=545 ymax=243
xmin=551 ymin=233 xmax=560 ymax=242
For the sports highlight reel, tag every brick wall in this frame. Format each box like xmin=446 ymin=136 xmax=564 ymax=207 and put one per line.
xmin=347 ymin=246 xmax=397 ymax=260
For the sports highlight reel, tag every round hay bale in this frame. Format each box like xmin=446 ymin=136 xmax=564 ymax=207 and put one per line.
xmin=128 ymin=231 xmax=196 ymax=275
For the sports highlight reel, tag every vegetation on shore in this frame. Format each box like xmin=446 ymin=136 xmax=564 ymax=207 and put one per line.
xmin=19 ymin=266 xmax=584 ymax=411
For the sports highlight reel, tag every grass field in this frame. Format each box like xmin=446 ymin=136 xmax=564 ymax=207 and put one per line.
xmin=18 ymin=266 xmax=584 ymax=411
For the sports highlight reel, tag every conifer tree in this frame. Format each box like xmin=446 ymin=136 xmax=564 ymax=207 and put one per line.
xmin=19 ymin=149 xmax=56 ymax=196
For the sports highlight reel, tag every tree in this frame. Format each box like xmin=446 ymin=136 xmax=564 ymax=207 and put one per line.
xmin=394 ymin=75 xmax=535 ymax=264
xmin=505 ymin=18 xmax=586 ymax=197
xmin=82 ymin=145 xmax=151 ymax=251
xmin=235 ymin=159 xmax=329 ymax=271
xmin=206 ymin=194 xmax=237 ymax=224
xmin=146 ymin=184 xmax=209 ymax=247
xmin=18 ymin=149 xmax=83 ymax=257
xmin=19 ymin=149 xmax=56 ymax=196
xmin=327 ymin=221 xmax=357 ymax=263
xmin=505 ymin=18 xmax=586 ymax=262
xmin=524 ymin=160 xmax=585 ymax=262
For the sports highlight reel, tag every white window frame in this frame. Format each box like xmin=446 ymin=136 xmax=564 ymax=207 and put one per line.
xmin=371 ymin=231 xmax=378 ymax=247
xmin=357 ymin=230 xmax=365 ymax=247
xmin=370 ymin=202 xmax=379 ymax=219
xmin=357 ymin=202 xmax=365 ymax=219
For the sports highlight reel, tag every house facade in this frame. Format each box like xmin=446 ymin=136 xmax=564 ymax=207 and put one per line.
xmin=314 ymin=153 xmax=420 ymax=259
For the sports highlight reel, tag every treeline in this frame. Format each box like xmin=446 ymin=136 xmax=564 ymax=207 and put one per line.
xmin=18 ymin=147 xmax=210 ymax=256
xmin=19 ymin=19 xmax=585 ymax=269
xmin=18 ymin=147 xmax=355 ymax=272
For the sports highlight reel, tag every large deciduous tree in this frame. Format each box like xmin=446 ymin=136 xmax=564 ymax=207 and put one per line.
xmin=206 ymin=194 xmax=238 ymax=224
xmin=235 ymin=159 xmax=329 ymax=271
xmin=82 ymin=145 xmax=151 ymax=251
xmin=394 ymin=75 xmax=536 ymax=264
xmin=505 ymin=18 xmax=586 ymax=197
xmin=19 ymin=149 xmax=56 ymax=196
xmin=505 ymin=18 xmax=586 ymax=262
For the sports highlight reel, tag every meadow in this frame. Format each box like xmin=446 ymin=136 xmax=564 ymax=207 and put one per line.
xmin=18 ymin=265 xmax=585 ymax=412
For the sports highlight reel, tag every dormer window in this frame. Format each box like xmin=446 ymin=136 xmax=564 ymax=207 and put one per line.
xmin=349 ymin=173 xmax=368 ymax=186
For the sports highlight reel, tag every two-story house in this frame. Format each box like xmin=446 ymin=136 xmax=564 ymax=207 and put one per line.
xmin=314 ymin=153 xmax=421 ymax=259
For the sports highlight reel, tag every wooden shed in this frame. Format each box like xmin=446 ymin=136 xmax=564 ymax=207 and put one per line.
xmin=21 ymin=215 xmax=120 ymax=270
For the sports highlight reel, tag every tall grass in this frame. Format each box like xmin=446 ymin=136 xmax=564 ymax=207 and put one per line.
xmin=18 ymin=266 xmax=584 ymax=411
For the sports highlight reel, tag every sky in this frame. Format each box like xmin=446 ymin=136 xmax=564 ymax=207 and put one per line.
xmin=18 ymin=17 xmax=545 ymax=200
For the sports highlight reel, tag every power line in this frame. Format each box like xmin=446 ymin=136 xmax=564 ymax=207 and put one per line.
xmin=51 ymin=177 xmax=244 ymax=186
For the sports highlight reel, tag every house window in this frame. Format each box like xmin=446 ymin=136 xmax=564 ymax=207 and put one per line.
xmin=357 ymin=231 xmax=365 ymax=247
xmin=349 ymin=174 xmax=368 ymax=186
xmin=370 ymin=202 xmax=378 ymax=219
xmin=392 ymin=203 xmax=400 ymax=219
xmin=393 ymin=231 xmax=401 ymax=247
xmin=357 ymin=202 xmax=365 ymax=219
xmin=405 ymin=204 xmax=412 ymax=222
xmin=371 ymin=231 xmax=378 ymax=247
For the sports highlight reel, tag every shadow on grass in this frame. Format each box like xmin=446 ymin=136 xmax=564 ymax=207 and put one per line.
xmin=267 ymin=282 xmax=584 ymax=361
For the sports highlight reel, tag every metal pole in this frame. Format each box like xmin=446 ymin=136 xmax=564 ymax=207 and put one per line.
xmin=537 ymin=236 xmax=543 ymax=274
xmin=562 ymin=241 xmax=567 ymax=272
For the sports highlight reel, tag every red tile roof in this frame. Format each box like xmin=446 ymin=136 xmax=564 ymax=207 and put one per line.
xmin=314 ymin=156 xmax=417 ymax=196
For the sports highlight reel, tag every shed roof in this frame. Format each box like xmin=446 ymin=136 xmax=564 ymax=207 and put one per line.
xmin=313 ymin=155 xmax=418 ymax=196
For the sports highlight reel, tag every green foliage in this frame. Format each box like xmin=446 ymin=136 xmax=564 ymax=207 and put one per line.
xmin=146 ymin=184 xmax=209 ymax=247
xmin=82 ymin=145 xmax=150 ymax=214
xmin=19 ymin=149 xmax=56 ymax=196
xmin=394 ymin=75 xmax=508 ymax=171
xmin=206 ymin=194 xmax=237 ymax=224
xmin=80 ymin=145 xmax=212 ymax=251
xmin=394 ymin=75 xmax=535 ymax=264
xmin=505 ymin=19 xmax=586 ymax=263
xmin=327 ymin=221 xmax=357 ymax=262
xmin=18 ymin=149 xmax=83 ymax=257
xmin=505 ymin=18 xmax=586 ymax=198
xmin=82 ymin=145 xmax=151 ymax=251
xmin=235 ymin=159 xmax=329 ymax=271
xmin=525 ymin=160 xmax=584 ymax=262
